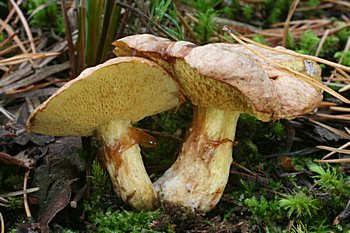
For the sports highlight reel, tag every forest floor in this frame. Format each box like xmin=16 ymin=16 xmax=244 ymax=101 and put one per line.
xmin=1 ymin=0 xmax=350 ymax=232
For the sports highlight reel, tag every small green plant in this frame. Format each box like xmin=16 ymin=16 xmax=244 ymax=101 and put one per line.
xmin=191 ymin=0 xmax=220 ymax=44
xmin=90 ymin=160 xmax=109 ymax=190
xmin=150 ymin=0 xmax=183 ymax=40
xmin=291 ymin=221 xmax=309 ymax=233
xmin=320 ymin=35 xmax=340 ymax=56
xmin=244 ymin=196 xmax=281 ymax=223
xmin=307 ymin=162 xmax=350 ymax=195
xmin=298 ymin=30 xmax=320 ymax=55
xmin=88 ymin=209 xmax=163 ymax=233
xmin=265 ymin=0 xmax=293 ymax=25
xmin=279 ymin=191 xmax=319 ymax=218
xmin=252 ymin=34 xmax=266 ymax=45
xmin=6 ymin=196 xmax=23 ymax=210
xmin=26 ymin=0 xmax=64 ymax=36
xmin=242 ymin=5 xmax=253 ymax=21
xmin=334 ymin=51 xmax=350 ymax=67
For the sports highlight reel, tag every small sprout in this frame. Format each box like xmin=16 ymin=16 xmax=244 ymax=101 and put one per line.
xmin=279 ymin=192 xmax=319 ymax=218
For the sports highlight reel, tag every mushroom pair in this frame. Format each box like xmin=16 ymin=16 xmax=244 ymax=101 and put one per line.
xmin=27 ymin=34 xmax=323 ymax=213
xmin=113 ymin=34 xmax=323 ymax=212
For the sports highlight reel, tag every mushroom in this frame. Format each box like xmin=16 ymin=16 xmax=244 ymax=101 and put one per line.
xmin=26 ymin=57 xmax=181 ymax=210
xmin=113 ymin=34 xmax=323 ymax=212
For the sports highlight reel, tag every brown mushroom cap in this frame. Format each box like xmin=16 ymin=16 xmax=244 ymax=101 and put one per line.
xmin=26 ymin=57 xmax=180 ymax=136
xmin=114 ymin=35 xmax=323 ymax=121
xmin=178 ymin=43 xmax=323 ymax=121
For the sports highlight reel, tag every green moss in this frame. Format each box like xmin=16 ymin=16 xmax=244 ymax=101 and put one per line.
xmin=298 ymin=30 xmax=320 ymax=55
xmin=88 ymin=209 xmax=163 ymax=233
xmin=279 ymin=191 xmax=319 ymax=218
xmin=242 ymin=5 xmax=253 ymax=21
xmin=252 ymin=35 xmax=266 ymax=45
xmin=320 ymin=36 xmax=340 ymax=57
xmin=26 ymin=0 xmax=65 ymax=36
xmin=265 ymin=0 xmax=293 ymax=25
xmin=334 ymin=51 xmax=350 ymax=67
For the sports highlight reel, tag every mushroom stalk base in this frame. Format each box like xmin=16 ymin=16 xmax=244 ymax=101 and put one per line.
xmin=154 ymin=107 xmax=240 ymax=212
xmin=98 ymin=119 xmax=158 ymax=210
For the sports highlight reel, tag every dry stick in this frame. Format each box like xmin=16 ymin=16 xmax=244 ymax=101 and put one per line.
xmin=8 ymin=0 xmax=37 ymax=54
xmin=116 ymin=1 xmax=179 ymax=41
xmin=70 ymin=184 xmax=87 ymax=208
xmin=330 ymin=106 xmax=350 ymax=112
xmin=315 ymin=29 xmax=330 ymax=57
xmin=323 ymin=0 xmax=350 ymax=8
xmin=116 ymin=0 xmax=133 ymax=39
xmin=223 ymin=26 xmax=350 ymax=104
xmin=282 ymin=0 xmax=300 ymax=47
xmin=23 ymin=170 xmax=32 ymax=218
xmin=322 ymin=141 xmax=350 ymax=160
xmin=346 ymin=127 xmax=350 ymax=134
xmin=232 ymin=161 xmax=256 ymax=176
xmin=0 ymin=0 xmax=23 ymax=34
xmin=317 ymin=145 xmax=350 ymax=155
xmin=177 ymin=11 xmax=198 ymax=44
xmin=296 ymin=3 xmax=333 ymax=12
xmin=336 ymin=36 xmax=350 ymax=67
xmin=0 ymin=33 xmax=17 ymax=49
xmin=0 ymin=19 xmax=29 ymax=56
xmin=0 ymin=187 xmax=39 ymax=198
xmin=309 ymin=118 xmax=350 ymax=140
xmin=61 ymin=0 xmax=76 ymax=78
xmin=316 ymin=113 xmax=350 ymax=121
xmin=232 ymin=31 xmax=350 ymax=73
xmin=0 ymin=212 xmax=4 ymax=233
xmin=340 ymin=84 xmax=350 ymax=92
xmin=315 ymin=158 xmax=350 ymax=163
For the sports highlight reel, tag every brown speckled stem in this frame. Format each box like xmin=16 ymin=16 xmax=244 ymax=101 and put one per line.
xmin=154 ymin=107 xmax=240 ymax=212
xmin=99 ymin=119 xmax=158 ymax=210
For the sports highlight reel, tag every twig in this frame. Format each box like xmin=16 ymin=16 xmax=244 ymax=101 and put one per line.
xmin=142 ymin=129 xmax=183 ymax=143
xmin=322 ymin=0 xmax=350 ymax=8
xmin=0 ymin=187 xmax=40 ymax=198
xmin=0 ymin=32 xmax=16 ymax=49
xmin=232 ymin=161 xmax=256 ymax=176
xmin=8 ymin=0 xmax=37 ymax=54
xmin=223 ymin=26 xmax=350 ymax=104
xmin=340 ymin=84 xmax=350 ymax=92
xmin=116 ymin=0 xmax=133 ymax=39
xmin=0 ymin=19 xmax=30 ymax=59
xmin=116 ymin=1 xmax=179 ymax=41
xmin=282 ymin=0 xmax=300 ymax=47
xmin=315 ymin=158 xmax=350 ymax=163
xmin=177 ymin=11 xmax=198 ymax=44
xmin=329 ymin=106 xmax=350 ymax=112
xmin=309 ymin=118 xmax=350 ymax=140
xmin=0 ymin=0 xmax=23 ymax=34
xmin=316 ymin=145 xmax=350 ymax=155
xmin=265 ymin=147 xmax=320 ymax=158
xmin=70 ymin=184 xmax=87 ymax=208
xmin=322 ymin=141 xmax=350 ymax=160
xmin=61 ymin=0 xmax=76 ymax=78
xmin=335 ymin=36 xmax=350 ymax=67
xmin=315 ymin=29 xmax=330 ymax=57
xmin=23 ymin=170 xmax=32 ymax=218
xmin=0 ymin=212 xmax=4 ymax=233
xmin=316 ymin=113 xmax=350 ymax=121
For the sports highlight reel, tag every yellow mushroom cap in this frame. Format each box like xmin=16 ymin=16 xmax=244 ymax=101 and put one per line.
xmin=26 ymin=57 xmax=181 ymax=136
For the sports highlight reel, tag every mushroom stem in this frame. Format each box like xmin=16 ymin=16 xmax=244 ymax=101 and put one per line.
xmin=154 ymin=107 xmax=240 ymax=212
xmin=98 ymin=119 xmax=158 ymax=210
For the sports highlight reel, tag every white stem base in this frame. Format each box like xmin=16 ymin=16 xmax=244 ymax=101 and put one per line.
xmin=154 ymin=107 xmax=240 ymax=212
xmin=98 ymin=119 xmax=158 ymax=210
